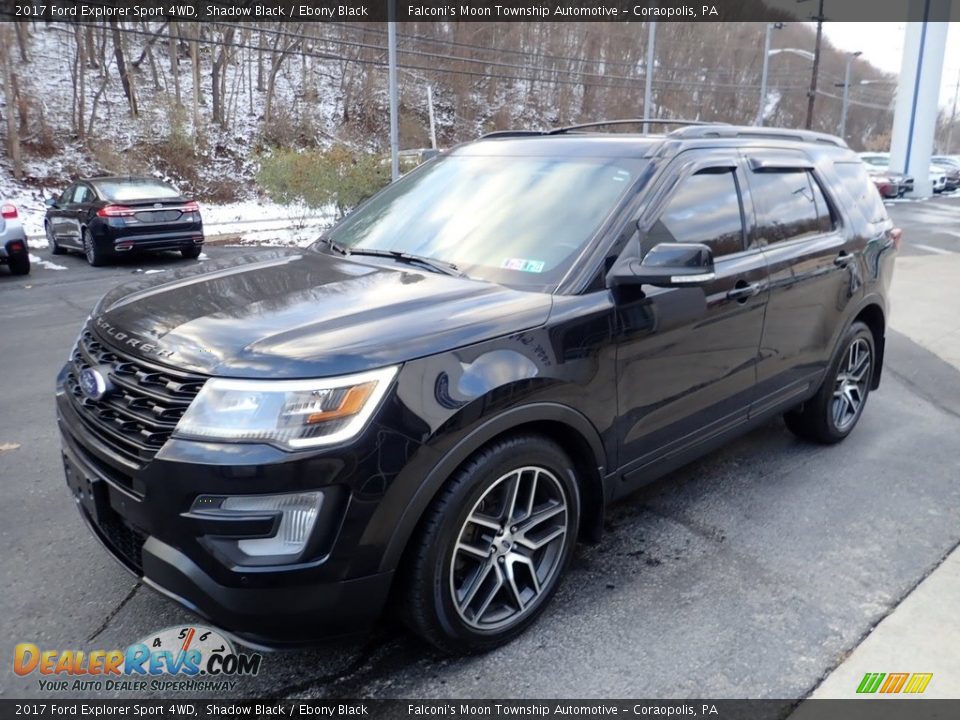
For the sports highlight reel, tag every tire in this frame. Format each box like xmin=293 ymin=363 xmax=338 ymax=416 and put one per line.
xmin=181 ymin=245 xmax=202 ymax=260
xmin=47 ymin=223 xmax=65 ymax=255
xmin=784 ymin=321 xmax=875 ymax=444
xmin=83 ymin=229 xmax=106 ymax=267
xmin=8 ymin=254 xmax=30 ymax=276
xmin=400 ymin=434 xmax=580 ymax=654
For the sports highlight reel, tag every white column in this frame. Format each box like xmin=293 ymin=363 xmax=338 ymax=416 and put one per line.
xmin=889 ymin=4 xmax=951 ymax=196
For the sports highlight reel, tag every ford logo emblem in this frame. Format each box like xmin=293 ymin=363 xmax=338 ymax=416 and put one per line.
xmin=79 ymin=367 xmax=110 ymax=400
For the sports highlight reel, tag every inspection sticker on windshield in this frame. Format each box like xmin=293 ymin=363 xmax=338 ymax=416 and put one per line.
xmin=502 ymin=258 xmax=545 ymax=273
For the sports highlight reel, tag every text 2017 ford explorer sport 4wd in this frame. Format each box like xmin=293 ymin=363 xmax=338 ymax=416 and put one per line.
xmin=56 ymin=122 xmax=899 ymax=653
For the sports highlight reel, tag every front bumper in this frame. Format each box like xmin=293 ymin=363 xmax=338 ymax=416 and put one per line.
xmin=56 ymin=372 xmax=398 ymax=647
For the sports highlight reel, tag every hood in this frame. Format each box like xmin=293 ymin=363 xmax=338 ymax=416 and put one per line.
xmin=92 ymin=249 xmax=553 ymax=378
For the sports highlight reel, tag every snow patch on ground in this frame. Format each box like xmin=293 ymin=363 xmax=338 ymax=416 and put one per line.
xmin=28 ymin=254 xmax=67 ymax=270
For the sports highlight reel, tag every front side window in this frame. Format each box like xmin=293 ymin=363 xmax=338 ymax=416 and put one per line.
xmin=748 ymin=170 xmax=825 ymax=244
xmin=644 ymin=169 xmax=745 ymax=258
xmin=325 ymin=154 xmax=645 ymax=289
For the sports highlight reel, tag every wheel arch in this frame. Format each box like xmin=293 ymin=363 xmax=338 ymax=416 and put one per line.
xmin=379 ymin=403 xmax=608 ymax=574
xmin=852 ymin=301 xmax=885 ymax=389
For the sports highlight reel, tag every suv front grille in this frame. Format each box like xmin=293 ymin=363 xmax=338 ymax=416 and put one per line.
xmin=65 ymin=328 xmax=206 ymax=465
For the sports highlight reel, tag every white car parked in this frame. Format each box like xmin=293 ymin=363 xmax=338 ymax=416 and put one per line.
xmin=0 ymin=200 xmax=30 ymax=276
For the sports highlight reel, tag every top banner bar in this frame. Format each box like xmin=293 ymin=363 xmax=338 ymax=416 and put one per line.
xmin=1 ymin=0 xmax=958 ymax=22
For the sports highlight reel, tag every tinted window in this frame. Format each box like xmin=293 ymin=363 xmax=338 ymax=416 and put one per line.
xmin=749 ymin=170 xmax=822 ymax=244
xmin=809 ymin=174 xmax=836 ymax=233
xmin=74 ymin=185 xmax=94 ymax=204
xmin=92 ymin=179 xmax=181 ymax=202
xmin=61 ymin=185 xmax=78 ymax=204
xmin=833 ymin=162 xmax=887 ymax=224
xmin=645 ymin=169 xmax=745 ymax=257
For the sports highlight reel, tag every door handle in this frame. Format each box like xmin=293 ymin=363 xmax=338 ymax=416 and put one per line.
xmin=727 ymin=281 xmax=762 ymax=301
xmin=834 ymin=252 xmax=854 ymax=268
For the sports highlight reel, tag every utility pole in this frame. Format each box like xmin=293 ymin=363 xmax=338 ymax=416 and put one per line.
xmin=837 ymin=50 xmax=862 ymax=140
xmin=427 ymin=85 xmax=438 ymax=151
xmin=947 ymin=68 xmax=960 ymax=154
xmin=643 ymin=21 xmax=656 ymax=121
xmin=803 ymin=0 xmax=825 ymax=130
xmin=757 ymin=22 xmax=784 ymax=126
xmin=388 ymin=0 xmax=399 ymax=182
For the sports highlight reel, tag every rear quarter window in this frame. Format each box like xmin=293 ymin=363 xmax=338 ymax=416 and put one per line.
xmin=831 ymin=162 xmax=889 ymax=225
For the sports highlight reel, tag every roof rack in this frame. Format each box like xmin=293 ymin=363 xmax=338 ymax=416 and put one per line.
xmin=668 ymin=125 xmax=848 ymax=148
xmin=547 ymin=119 xmax=720 ymax=135
xmin=481 ymin=130 xmax=547 ymax=139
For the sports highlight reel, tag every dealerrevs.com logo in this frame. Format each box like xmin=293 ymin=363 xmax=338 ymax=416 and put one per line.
xmin=14 ymin=626 xmax=263 ymax=693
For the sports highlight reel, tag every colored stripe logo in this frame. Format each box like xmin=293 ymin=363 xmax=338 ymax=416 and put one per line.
xmin=857 ymin=672 xmax=933 ymax=694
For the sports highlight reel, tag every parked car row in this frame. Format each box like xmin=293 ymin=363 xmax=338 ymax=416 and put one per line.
xmin=859 ymin=151 xmax=960 ymax=196
xmin=2 ymin=176 xmax=204 ymax=276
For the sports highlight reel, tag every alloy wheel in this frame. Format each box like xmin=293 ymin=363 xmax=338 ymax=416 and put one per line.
xmin=832 ymin=338 xmax=871 ymax=431
xmin=449 ymin=466 xmax=568 ymax=632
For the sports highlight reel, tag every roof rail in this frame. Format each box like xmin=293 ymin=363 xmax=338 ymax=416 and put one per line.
xmin=548 ymin=119 xmax=721 ymax=135
xmin=481 ymin=130 xmax=546 ymax=139
xmin=668 ymin=125 xmax=848 ymax=148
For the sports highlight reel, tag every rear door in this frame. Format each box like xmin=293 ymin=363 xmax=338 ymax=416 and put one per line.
xmin=615 ymin=151 xmax=769 ymax=484
xmin=743 ymin=149 xmax=863 ymax=415
xmin=51 ymin=184 xmax=79 ymax=245
xmin=70 ymin=184 xmax=96 ymax=242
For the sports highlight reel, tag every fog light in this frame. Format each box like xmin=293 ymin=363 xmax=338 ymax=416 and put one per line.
xmin=192 ymin=491 xmax=323 ymax=558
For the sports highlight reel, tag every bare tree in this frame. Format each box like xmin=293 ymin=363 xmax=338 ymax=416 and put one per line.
xmin=0 ymin=26 xmax=23 ymax=180
xmin=109 ymin=19 xmax=138 ymax=117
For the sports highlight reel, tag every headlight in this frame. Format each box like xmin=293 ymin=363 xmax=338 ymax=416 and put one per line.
xmin=174 ymin=366 xmax=398 ymax=449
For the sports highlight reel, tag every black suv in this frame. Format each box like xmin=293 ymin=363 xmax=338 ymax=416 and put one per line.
xmin=44 ymin=176 xmax=204 ymax=266
xmin=56 ymin=122 xmax=899 ymax=653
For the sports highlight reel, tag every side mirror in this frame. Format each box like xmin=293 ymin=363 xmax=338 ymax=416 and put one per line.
xmin=609 ymin=242 xmax=715 ymax=289
xmin=45 ymin=197 xmax=58 ymax=208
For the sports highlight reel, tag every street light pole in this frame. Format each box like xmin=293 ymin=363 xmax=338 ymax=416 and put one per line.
xmin=946 ymin=68 xmax=960 ymax=154
xmin=801 ymin=0 xmax=826 ymax=130
xmin=387 ymin=0 xmax=399 ymax=182
xmin=757 ymin=22 xmax=784 ymax=126
xmin=838 ymin=50 xmax=862 ymax=139
xmin=643 ymin=21 xmax=656 ymax=121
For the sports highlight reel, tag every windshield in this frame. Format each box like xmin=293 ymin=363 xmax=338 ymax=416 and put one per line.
xmin=93 ymin=179 xmax=182 ymax=202
xmin=324 ymin=154 xmax=644 ymax=289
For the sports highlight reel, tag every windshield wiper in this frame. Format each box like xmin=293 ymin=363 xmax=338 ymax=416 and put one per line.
xmin=344 ymin=248 xmax=466 ymax=278
xmin=320 ymin=236 xmax=348 ymax=255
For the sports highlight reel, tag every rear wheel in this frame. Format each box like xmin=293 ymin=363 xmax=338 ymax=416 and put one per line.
xmin=181 ymin=245 xmax=202 ymax=260
xmin=8 ymin=253 xmax=30 ymax=275
xmin=785 ymin=321 xmax=875 ymax=444
xmin=83 ymin=229 xmax=106 ymax=267
xmin=47 ymin=223 xmax=65 ymax=255
xmin=400 ymin=435 xmax=580 ymax=654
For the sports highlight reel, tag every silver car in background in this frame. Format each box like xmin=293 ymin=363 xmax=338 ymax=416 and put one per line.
xmin=0 ymin=200 xmax=30 ymax=276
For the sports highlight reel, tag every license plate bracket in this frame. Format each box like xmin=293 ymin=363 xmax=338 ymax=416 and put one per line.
xmin=63 ymin=453 xmax=110 ymax=524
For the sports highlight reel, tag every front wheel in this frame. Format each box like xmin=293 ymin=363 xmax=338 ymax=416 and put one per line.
xmin=400 ymin=435 xmax=580 ymax=654
xmin=785 ymin=321 xmax=875 ymax=444
xmin=47 ymin=223 xmax=65 ymax=255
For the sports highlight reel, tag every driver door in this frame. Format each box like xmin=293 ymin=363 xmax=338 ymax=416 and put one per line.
xmin=614 ymin=151 xmax=769 ymax=490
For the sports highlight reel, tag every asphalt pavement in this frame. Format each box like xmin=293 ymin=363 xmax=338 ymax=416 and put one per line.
xmin=2 ymin=196 xmax=959 ymax=704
